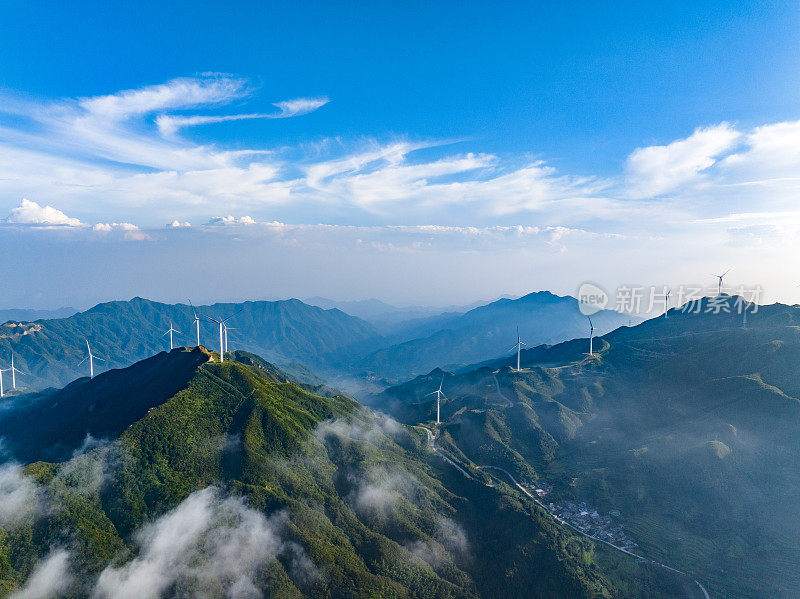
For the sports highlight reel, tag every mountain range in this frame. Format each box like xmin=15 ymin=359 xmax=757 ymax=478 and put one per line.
xmin=0 ymin=292 xmax=632 ymax=391
xmin=0 ymin=297 xmax=383 ymax=390
xmin=353 ymin=291 xmax=635 ymax=381
xmin=0 ymin=347 xmax=694 ymax=598
xmin=372 ymin=296 xmax=800 ymax=598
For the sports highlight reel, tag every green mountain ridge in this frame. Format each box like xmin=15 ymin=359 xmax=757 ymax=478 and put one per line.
xmin=0 ymin=297 xmax=385 ymax=390
xmin=0 ymin=347 xmax=679 ymax=598
xmin=372 ymin=296 xmax=800 ymax=598
xmin=355 ymin=291 xmax=635 ymax=381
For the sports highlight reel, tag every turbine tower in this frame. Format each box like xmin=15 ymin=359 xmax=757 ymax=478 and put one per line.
xmin=203 ymin=309 xmax=242 ymax=363
xmin=426 ymin=377 xmax=447 ymax=424
xmin=714 ymin=269 xmax=731 ymax=296
xmin=163 ymin=321 xmax=182 ymax=351
xmin=223 ymin=325 xmax=238 ymax=353
xmin=664 ymin=288 xmax=671 ymax=318
xmin=0 ymin=366 xmax=8 ymax=397
xmin=189 ymin=301 xmax=201 ymax=347
xmin=588 ymin=317 xmax=595 ymax=356
xmin=506 ymin=326 xmax=526 ymax=371
xmin=9 ymin=354 xmax=26 ymax=389
xmin=79 ymin=339 xmax=104 ymax=378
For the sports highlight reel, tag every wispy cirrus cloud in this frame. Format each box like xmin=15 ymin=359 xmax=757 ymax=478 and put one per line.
xmin=3 ymin=74 xmax=800 ymax=295
xmin=155 ymin=95 xmax=329 ymax=139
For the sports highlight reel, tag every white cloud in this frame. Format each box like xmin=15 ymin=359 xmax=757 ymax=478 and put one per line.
xmin=93 ymin=487 xmax=312 ymax=599
xmin=2 ymin=75 xmax=800 ymax=304
xmin=0 ymin=463 xmax=41 ymax=525
xmin=4 ymin=199 xmax=83 ymax=227
xmin=206 ymin=215 xmax=257 ymax=226
xmin=155 ymin=95 xmax=328 ymax=139
xmin=625 ymin=123 xmax=741 ymax=198
xmin=9 ymin=549 xmax=72 ymax=599
xmin=92 ymin=222 xmax=148 ymax=241
xmin=167 ymin=220 xmax=191 ymax=228
xmin=78 ymin=75 xmax=248 ymax=121
xmin=271 ymin=96 xmax=329 ymax=118
xmin=720 ymin=120 xmax=800 ymax=181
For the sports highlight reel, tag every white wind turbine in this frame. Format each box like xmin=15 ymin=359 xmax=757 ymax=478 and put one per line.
xmin=664 ymin=288 xmax=671 ymax=318
xmin=163 ymin=321 xmax=182 ymax=351
xmin=79 ymin=339 xmax=104 ymax=378
xmin=189 ymin=301 xmax=201 ymax=347
xmin=506 ymin=326 xmax=526 ymax=372
xmin=0 ymin=366 xmax=9 ymax=397
xmin=223 ymin=325 xmax=239 ymax=353
xmin=587 ymin=316 xmax=595 ymax=356
xmin=714 ymin=269 xmax=731 ymax=296
xmin=203 ymin=310 xmax=242 ymax=363
xmin=426 ymin=377 xmax=447 ymax=425
xmin=9 ymin=354 xmax=26 ymax=389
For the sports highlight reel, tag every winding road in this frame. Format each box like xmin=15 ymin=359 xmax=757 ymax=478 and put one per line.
xmin=416 ymin=422 xmax=710 ymax=599
xmin=492 ymin=372 xmax=514 ymax=408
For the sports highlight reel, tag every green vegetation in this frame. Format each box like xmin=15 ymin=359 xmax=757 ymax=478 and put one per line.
xmin=374 ymin=297 xmax=800 ymax=598
xmin=356 ymin=291 xmax=632 ymax=381
xmin=0 ymin=297 xmax=384 ymax=389
xmin=0 ymin=349 xmax=627 ymax=598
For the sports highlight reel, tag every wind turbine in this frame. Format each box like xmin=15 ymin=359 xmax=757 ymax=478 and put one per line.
xmin=714 ymin=269 xmax=731 ymax=296
xmin=506 ymin=326 xmax=526 ymax=371
xmin=203 ymin=309 xmax=242 ymax=363
xmin=223 ymin=325 xmax=238 ymax=353
xmin=189 ymin=300 xmax=201 ymax=347
xmin=664 ymin=288 xmax=671 ymax=318
xmin=78 ymin=339 xmax=104 ymax=378
xmin=9 ymin=354 xmax=26 ymax=389
xmin=587 ymin=317 xmax=595 ymax=356
xmin=0 ymin=366 xmax=8 ymax=397
xmin=426 ymin=377 xmax=447 ymax=425
xmin=163 ymin=321 xmax=182 ymax=351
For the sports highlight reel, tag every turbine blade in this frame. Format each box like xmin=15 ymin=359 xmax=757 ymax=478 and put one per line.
xmin=221 ymin=308 xmax=244 ymax=323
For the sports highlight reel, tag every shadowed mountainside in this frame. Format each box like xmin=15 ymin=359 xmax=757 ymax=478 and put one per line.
xmin=371 ymin=297 xmax=800 ymax=598
xmin=0 ymin=347 xmax=682 ymax=598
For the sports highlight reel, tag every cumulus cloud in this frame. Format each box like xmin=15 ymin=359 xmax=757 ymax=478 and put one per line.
xmin=4 ymin=199 xmax=83 ymax=227
xmin=92 ymin=222 xmax=148 ymax=241
xmin=206 ymin=215 xmax=257 ymax=226
xmin=8 ymin=549 xmax=72 ymax=599
xmin=0 ymin=462 xmax=41 ymax=526
xmin=93 ymin=487 xmax=314 ymax=599
xmin=167 ymin=220 xmax=191 ymax=228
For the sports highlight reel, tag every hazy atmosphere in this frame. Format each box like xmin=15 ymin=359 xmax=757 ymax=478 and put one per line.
xmin=1 ymin=2 xmax=799 ymax=308
xmin=1 ymin=3 xmax=799 ymax=599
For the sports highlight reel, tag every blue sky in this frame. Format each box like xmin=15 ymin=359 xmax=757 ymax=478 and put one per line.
xmin=1 ymin=1 xmax=799 ymax=309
